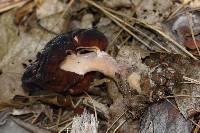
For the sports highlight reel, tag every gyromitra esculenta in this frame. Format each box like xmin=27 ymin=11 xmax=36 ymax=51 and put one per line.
xmin=22 ymin=29 xmax=121 ymax=94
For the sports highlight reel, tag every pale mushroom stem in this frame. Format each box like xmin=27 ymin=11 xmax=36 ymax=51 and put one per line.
xmin=60 ymin=50 xmax=123 ymax=78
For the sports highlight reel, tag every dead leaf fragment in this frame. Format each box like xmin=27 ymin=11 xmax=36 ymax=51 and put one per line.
xmin=0 ymin=7 xmax=65 ymax=107
xmin=140 ymin=100 xmax=192 ymax=133
xmin=136 ymin=0 xmax=174 ymax=25
xmin=80 ymin=13 xmax=94 ymax=29
xmin=36 ymin=0 xmax=65 ymax=19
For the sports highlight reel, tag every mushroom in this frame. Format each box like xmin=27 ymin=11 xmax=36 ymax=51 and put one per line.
xmin=21 ymin=29 xmax=122 ymax=94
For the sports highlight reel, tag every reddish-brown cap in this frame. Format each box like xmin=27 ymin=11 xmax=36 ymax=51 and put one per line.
xmin=73 ymin=29 xmax=108 ymax=50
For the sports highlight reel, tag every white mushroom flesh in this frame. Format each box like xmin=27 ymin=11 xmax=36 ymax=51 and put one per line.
xmin=60 ymin=50 xmax=122 ymax=78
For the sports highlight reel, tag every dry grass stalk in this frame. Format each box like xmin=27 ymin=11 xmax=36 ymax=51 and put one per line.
xmin=102 ymin=7 xmax=170 ymax=52
xmin=56 ymin=108 xmax=62 ymax=132
xmin=178 ymin=7 xmax=200 ymax=16
xmin=190 ymin=119 xmax=200 ymax=129
xmin=84 ymin=92 xmax=98 ymax=121
xmin=165 ymin=95 xmax=200 ymax=99
xmin=84 ymin=0 xmax=152 ymax=50
xmin=101 ymin=6 xmax=198 ymax=60
xmin=113 ymin=119 xmax=127 ymax=133
xmin=183 ymin=76 xmax=200 ymax=85
xmin=46 ymin=118 xmax=72 ymax=130
xmin=193 ymin=119 xmax=200 ymax=133
xmin=106 ymin=29 xmax=123 ymax=52
xmin=167 ymin=0 xmax=192 ymax=21
xmin=59 ymin=121 xmax=73 ymax=133
xmin=106 ymin=110 xmax=128 ymax=133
